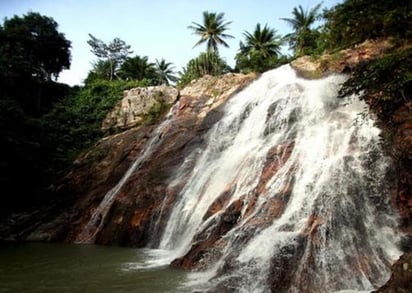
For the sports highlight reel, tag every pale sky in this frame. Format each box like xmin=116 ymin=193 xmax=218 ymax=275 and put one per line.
xmin=0 ymin=0 xmax=342 ymax=86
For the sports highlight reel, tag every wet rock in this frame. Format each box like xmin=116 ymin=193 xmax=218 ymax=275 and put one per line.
xmin=171 ymin=199 xmax=244 ymax=270
xmin=269 ymin=236 xmax=307 ymax=292
xmin=256 ymin=141 xmax=294 ymax=195
xmin=203 ymin=186 xmax=234 ymax=221
xmin=374 ymin=252 xmax=412 ymax=293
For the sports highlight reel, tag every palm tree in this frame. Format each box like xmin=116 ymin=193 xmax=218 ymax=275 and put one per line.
xmin=188 ymin=11 xmax=234 ymax=53
xmin=241 ymin=23 xmax=282 ymax=58
xmin=118 ymin=55 xmax=156 ymax=81
xmin=88 ymin=59 xmax=112 ymax=81
xmin=155 ymin=59 xmax=177 ymax=85
xmin=177 ymin=52 xmax=230 ymax=88
xmin=235 ymin=23 xmax=283 ymax=73
xmin=281 ymin=3 xmax=322 ymax=56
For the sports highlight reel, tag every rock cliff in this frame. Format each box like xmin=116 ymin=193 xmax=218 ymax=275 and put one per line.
xmin=23 ymin=72 xmax=257 ymax=246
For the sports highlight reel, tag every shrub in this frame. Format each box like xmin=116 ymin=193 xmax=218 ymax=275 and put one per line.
xmin=339 ymin=48 xmax=412 ymax=118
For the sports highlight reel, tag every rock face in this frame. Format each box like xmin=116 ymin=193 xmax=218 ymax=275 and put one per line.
xmin=291 ymin=39 xmax=393 ymax=78
xmin=102 ymin=85 xmax=179 ymax=130
xmin=25 ymin=72 xmax=256 ymax=246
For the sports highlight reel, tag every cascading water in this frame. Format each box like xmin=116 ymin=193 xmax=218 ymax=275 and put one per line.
xmin=75 ymin=102 xmax=179 ymax=244
xmin=157 ymin=65 xmax=400 ymax=292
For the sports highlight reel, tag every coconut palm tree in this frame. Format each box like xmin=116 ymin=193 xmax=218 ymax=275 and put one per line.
xmin=87 ymin=59 xmax=112 ymax=81
xmin=281 ymin=3 xmax=322 ymax=56
xmin=241 ymin=23 xmax=283 ymax=58
xmin=188 ymin=11 xmax=234 ymax=53
xmin=177 ymin=52 xmax=230 ymax=88
xmin=235 ymin=23 xmax=283 ymax=73
xmin=155 ymin=59 xmax=177 ymax=85
xmin=118 ymin=55 xmax=156 ymax=81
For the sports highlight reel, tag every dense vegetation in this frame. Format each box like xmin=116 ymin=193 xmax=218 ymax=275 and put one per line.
xmin=0 ymin=12 xmax=72 ymax=213
xmin=0 ymin=0 xmax=410 ymax=215
xmin=339 ymin=48 xmax=412 ymax=119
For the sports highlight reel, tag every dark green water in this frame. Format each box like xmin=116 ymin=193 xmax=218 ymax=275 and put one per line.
xmin=0 ymin=243 xmax=187 ymax=293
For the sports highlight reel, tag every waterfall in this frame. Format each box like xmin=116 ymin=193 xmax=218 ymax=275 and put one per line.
xmin=158 ymin=65 xmax=400 ymax=292
xmin=75 ymin=102 xmax=179 ymax=244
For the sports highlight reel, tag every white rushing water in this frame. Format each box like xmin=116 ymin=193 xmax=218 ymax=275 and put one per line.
xmin=158 ymin=65 xmax=401 ymax=292
xmin=75 ymin=102 xmax=180 ymax=244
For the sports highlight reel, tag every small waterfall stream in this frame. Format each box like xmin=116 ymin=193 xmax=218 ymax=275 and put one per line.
xmin=75 ymin=102 xmax=179 ymax=244
xmin=157 ymin=65 xmax=400 ymax=292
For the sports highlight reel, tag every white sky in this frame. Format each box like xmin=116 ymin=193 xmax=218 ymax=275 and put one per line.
xmin=0 ymin=0 xmax=342 ymax=86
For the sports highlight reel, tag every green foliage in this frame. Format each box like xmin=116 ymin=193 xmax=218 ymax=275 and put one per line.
xmin=177 ymin=51 xmax=231 ymax=88
xmin=155 ymin=59 xmax=178 ymax=85
xmin=323 ymin=0 xmax=412 ymax=50
xmin=235 ymin=52 xmax=289 ymax=73
xmin=142 ymin=99 xmax=170 ymax=125
xmin=117 ymin=55 xmax=156 ymax=82
xmin=235 ymin=23 xmax=287 ymax=73
xmin=43 ymin=79 xmax=149 ymax=161
xmin=339 ymin=48 xmax=412 ymax=117
xmin=0 ymin=12 xmax=73 ymax=213
xmin=0 ymin=12 xmax=71 ymax=82
xmin=84 ymin=60 xmax=112 ymax=83
xmin=188 ymin=11 xmax=234 ymax=52
xmin=0 ymin=12 xmax=72 ymax=116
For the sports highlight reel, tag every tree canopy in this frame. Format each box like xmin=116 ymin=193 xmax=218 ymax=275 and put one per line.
xmin=323 ymin=0 xmax=412 ymax=49
xmin=0 ymin=12 xmax=71 ymax=82
xmin=0 ymin=12 xmax=72 ymax=115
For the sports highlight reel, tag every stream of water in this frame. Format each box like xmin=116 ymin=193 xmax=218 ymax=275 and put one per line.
xmin=157 ymin=65 xmax=401 ymax=292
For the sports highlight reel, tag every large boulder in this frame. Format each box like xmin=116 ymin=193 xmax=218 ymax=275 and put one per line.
xmin=102 ymin=85 xmax=179 ymax=130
